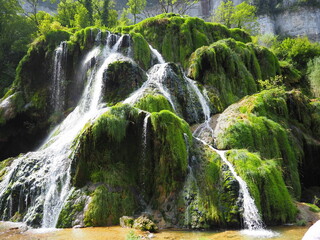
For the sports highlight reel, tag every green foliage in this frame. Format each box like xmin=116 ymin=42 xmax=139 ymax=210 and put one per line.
xmin=126 ymin=230 xmax=141 ymax=240
xmin=119 ymin=8 xmax=133 ymax=26
xmin=0 ymin=0 xmax=37 ymax=98
xmin=150 ymin=110 xmax=192 ymax=195
xmin=212 ymin=1 xmax=259 ymax=34
xmin=56 ymin=0 xmax=118 ymax=28
xmin=188 ymin=38 xmax=279 ymax=111
xmin=127 ymin=0 xmax=146 ymax=24
xmin=258 ymin=75 xmax=285 ymax=91
xmin=84 ymin=184 xmax=135 ymax=226
xmin=92 ymin=104 xmax=139 ymax=143
xmin=159 ymin=0 xmax=199 ymax=14
xmin=135 ymin=94 xmax=173 ymax=113
xmin=307 ymin=57 xmax=320 ymax=97
xmin=228 ymin=150 xmax=297 ymax=224
xmin=279 ymin=61 xmax=301 ymax=85
xmin=42 ymin=30 xmax=71 ymax=51
xmin=273 ymin=37 xmax=320 ymax=72
xmin=215 ymin=89 xmax=305 ymax=198
xmin=305 ymin=203 xmax=320 ymax=212
xmin=120 ymin=14 xmax=251 ymax=68
xmin=130 ymin=32 xmax=151 ymax=70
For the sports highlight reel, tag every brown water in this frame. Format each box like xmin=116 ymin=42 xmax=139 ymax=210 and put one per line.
xmin=0 ymin=222 xmax=309 ymax=240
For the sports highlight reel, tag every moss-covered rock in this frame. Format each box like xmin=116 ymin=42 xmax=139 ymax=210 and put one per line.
xmin=132 ymin=215 xmax=158 ymax=232
xmin=120 ymin=14 xmax=251 ymax=68
xmin=214 ymin=88 xmax=320 ymax=199
xmin=57 ymin=189 xmax=88 ymax=228
xmin=150 ymin=110 xmax=192 ymax=197
xmin=134 ymin=94 xmax=173 ymax=113
xmin=103 ymin=60 xmax=147 ymax=105
xmin=227 ymin=150 xmax=297 ymax=225
xmin=187 ymin=39 xmax=281 ymax=113
xmin=182 ymin=142 xmax=241 ymax=228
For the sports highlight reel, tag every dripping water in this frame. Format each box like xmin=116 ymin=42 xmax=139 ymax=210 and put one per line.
xmin=51 ymin=41 xmax=67 ymax=112
xmin=0 ymin=33 xmax=132 ymax=228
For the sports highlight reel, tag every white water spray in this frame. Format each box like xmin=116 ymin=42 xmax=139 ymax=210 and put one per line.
xmin=0 ymin=33 xmax=132 ymax=228
xmin=52 ymin=41 xmax=67 ymax=112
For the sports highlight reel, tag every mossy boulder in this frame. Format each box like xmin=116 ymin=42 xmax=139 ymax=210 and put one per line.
xmin=120 ymin=14 xmax=251 ymax=68
xmin=150 ymin=110 xmax=192 ymax=197
xmin=132 ymin=215 xmax=158 ymax=232
xmin=103 ymin=60 xmax=147 ymax=105
xmin=182 ymin=142 xmax=241 ymax=228
xmin=187 ymin=39 xmax=281 ymax=113
xmin=57 ymin=189 xmax=89 ymax=228
xmin=134 ymin=94 xmax=173 ymax=113
xmin=214 ymin=88 xmax=320 ymax=199
xmin=227 ymin=149 xmax=297 ymax=225
xmin=69 ymin=105 xmax=193 ymax=227
xmin=120 ymin=216 xmax=134 ymax=228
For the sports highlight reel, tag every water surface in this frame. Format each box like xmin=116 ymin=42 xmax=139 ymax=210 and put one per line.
xmin=0 ymin=222 xmax=309 ymax=240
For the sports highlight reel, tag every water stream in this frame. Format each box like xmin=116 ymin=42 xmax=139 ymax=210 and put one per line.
xmin=0 ymin=33 xmax=131 ymax=228
xmin=51 ymin=41 xmax=67 ymax=112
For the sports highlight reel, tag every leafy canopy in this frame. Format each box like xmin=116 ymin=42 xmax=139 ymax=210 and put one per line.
xmin=212 ymin=0 xmax=259 ymax=34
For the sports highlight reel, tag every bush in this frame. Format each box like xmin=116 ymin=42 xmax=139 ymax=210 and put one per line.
xmin=307 ymin=57 xmax=320 ymax=97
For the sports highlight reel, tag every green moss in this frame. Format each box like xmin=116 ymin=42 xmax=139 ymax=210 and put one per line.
xmin=92 ymin=104 xmax=139 ymax=143
xmin=120 ymin=14 xmax=251 ymax=68
xmin=134 ymin=94 xmax=173 ymax=113
xmin=57 ymin=190 xmax=86 ymax=228
xmin=279 ymin=61 xmax=301 ymax=85
xmin=188 ymin=39 xmax=263 ymax=111
xmin=103 ymin=60 xmax=146 ymax=105
xmin=130 ymin=32 xmax=151 ymax=70
xmin=43 ymin=30 xmax=71 ymax=51
xmin=69 ymin=27 xmax=101 ymax=50
xmin=84 ymin=184 xmax=135 ymax=226
xmin=227 ymin=149 xmax=297 ymax=224
xmin=215 ymin=89 xmax=306 ymax=198
xmin=195 ymin=147 xmax=240 ymax=227
xmin=0 ymin=158 xmax=14 ymax=181
xmin=150 ymin=110 xmax=192 ymax=196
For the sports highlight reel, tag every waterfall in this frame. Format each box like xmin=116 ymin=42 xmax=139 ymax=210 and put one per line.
xmin=186 ymin=74 xmax=274 ymax=234
xmin=51 ymin=41 xmax=67 ymax=112
xmin=0 ymin=33 xmax=131 ymax=228
xmin=149 ymin=45 xmax=165 ymax=64
xmin=123 ymin=63 xmax=177 ymax=112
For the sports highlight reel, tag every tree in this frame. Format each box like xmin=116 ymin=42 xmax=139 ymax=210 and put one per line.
xmin=127 ymin=0 xmax=146 ymax=24
xmin=0 ymin=0 xmax=36 ymax=97
xmin=83 ymin=0 xmax=93 ymax=25
xmin=119 ymin=8 xmax=133 ymax=26
xmin=100 ymin=0 xmax=110 ymax=26
xmin=308 ymin=57 xmax=320 ymax=97
xmin=56 ymin=0 xmax=90 ymax=28
xmin=212 ymin=0 xmax=259 ymax=34
xmin=159 ymin=0 xmax=199 ymax=14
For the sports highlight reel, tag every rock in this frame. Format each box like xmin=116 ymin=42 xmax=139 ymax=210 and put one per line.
xmin=302 ymin=220 xmax=320 ymax=240
xmin=133 ymin=215 xmax=159 ymax=233
xmin=73 ymin=224 xmax=84 ymax=229
xmin=120 ymin=216 xmax=134 ymax=228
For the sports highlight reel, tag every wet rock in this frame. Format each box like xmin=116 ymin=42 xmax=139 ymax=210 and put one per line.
xmin=120 ymin=216 xmax=134 ymax=228
xmin=133 ymin=215 xmax=158 ymax=233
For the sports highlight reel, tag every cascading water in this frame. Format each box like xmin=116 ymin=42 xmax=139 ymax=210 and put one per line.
xmin=188 ymin=72 xmax=278 ymax=237
xmin=0 ymin=33 xmax=132 ymax=228
xmin=123 ymin=63 xmax=177 ymax=112
xmin=149 ymin=45 xmax=165 ymax=64
xmin=51 ymin=41 xmax=67 ymax=112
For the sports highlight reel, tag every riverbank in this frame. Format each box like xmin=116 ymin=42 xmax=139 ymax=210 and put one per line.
xmin=0 ymin=221 xmax=310 ymax=240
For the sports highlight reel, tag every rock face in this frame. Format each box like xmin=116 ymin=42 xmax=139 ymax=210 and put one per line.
xmin=192 ymin=0 xmax=320 ymax=41
xmin=0 ymin=14 xmax=319 ymax=230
